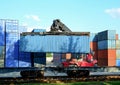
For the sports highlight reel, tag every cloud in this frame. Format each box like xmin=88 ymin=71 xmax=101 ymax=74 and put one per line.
xmin=105 ymin=8 xmax=120 ymax=18
xmin=45 ymin=26 xmax=51 ymax=32
xmin=25 ymin=15 xmax=40 ymax=22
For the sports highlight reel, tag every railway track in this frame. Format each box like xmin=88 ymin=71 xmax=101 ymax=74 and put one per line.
xmin=0 ymin=75 xmax=120 ymax=84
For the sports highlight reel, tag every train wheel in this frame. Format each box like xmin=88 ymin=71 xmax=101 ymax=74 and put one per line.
xmin=20 ymin=70 xmax=44 ymax=78
xmin=36 ymin=70 xmax=44 ymax=77
xmin=79 ymin=70 xmax=89 ymax=77
xmin=84 ymin=70 xmax=89 ymax=77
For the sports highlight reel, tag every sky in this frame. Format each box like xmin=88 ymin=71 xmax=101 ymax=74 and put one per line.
xmin=0 ymin=0 xmax=120 ymax=35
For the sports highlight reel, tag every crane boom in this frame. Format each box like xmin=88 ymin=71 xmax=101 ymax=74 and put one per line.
xmin=50 ymin=19 xmax=72 ymax=32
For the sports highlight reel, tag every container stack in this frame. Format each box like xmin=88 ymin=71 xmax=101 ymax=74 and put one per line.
xmin=90 ymin=33 xmax=98 ymax=60
xmin=116 ymin=39 xmax=120 ymax=66
xmin=5 ymin=20 xmax=19 ymax=67
xmin=97 ymin=30 xmax=116 ymax=66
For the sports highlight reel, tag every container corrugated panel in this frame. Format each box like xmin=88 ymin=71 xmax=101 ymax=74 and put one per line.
xmin=6 ymin=32 xmax=19 ymax=45
xmin=98 ymin=40 xmax=116 ymax=50
xmin=116 ymin=40 xmax=120 ymax=49
xmin=19 ymin=52 xmax=31 ymax=67
xmin=90 ymin=33 xmax=98 ymax=42
xmin=5 ymin=20 xmax=18 ymax=32
xmin=19 ymin=35 xmax=90 ymax=53
xmin=98 ymin=30 xmax=116 ymax=41
xmin=116 ymin=59 xmax=120 ymax=66
xmin=32 ymin=29 xmax=46 ymax=32
xmin=116 ymin=50 xmax=120 ymax=59
xmin=5 ymin=45 xmax=19 ymax=67
xmin=0 ymin=46 xmax=5 ymax=67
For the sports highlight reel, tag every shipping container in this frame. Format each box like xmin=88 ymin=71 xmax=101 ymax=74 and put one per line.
xmin=116 ymin=50 xmax=120 ymax=59
xmin=108 ymin=57 xmax=116 ymax=66
xmin=98 ymin=49 xmax=116 ymax=66
xmin=116 ymin=40 xmax=120 ymax=49
xmin=90 ymin=42 xmax=98 ymax=50
xmin=90 ymin=33 xmax=98 ymax=42
xmin=0 ymin=46 xmax=5 ymax=67
xmin=5 ymin=20 xmax=18 ymax=32
xmin=91 ymin=50 xmax=98 ymax=60
xmin=6 ymin=32 xmax=19 ymax=45
xmin=34 ymin=57 xmax=46 ymax=67
xmin=116 ymin=59 xmax=120 ymax=66
xmin=98 ymin=57 xmax=108 ymax=66
xmin=98 ymin=30 xmax=116 ymax=41
xmin=0 ymin=20 xmax=5 ymax=45
xmin=32 ymin=29 xmax=46 ymax=32
xmin=0 ymin=19 xmax=5 ymax=32
xmin=5 ymin=45 xmax=19 ymax=67
xmin=19 ymin=52 xmax=31 ymax=67
xmin=116 ymin=34 xmax=119 ymax=40
xmin=19 ymin=35 xmax=90 ymax=53
xmin=0 ymin=33 xmax=5 ymax=45
xmin=98 ymin=40 xmax=116 ymax=50
xmin=33 ymin=53 xmax=46 ymax=67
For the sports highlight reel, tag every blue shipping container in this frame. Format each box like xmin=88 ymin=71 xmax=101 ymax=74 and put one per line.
xmin=90 ymin=33 xmax=98 ymax=42
xmin=0 ymin=20 xmax=5 ymax=45
xmin=0 ymin=19 xmax=5 ymax=33
xmin=19 ymin=52 xmax=31 ymax=67
xmin=5 ymin=20 xmax=18 ymax=32
xmin=6 ymin=32 xmax=19 ymax=45
xmin=33 ymin=53 xmax=46 ymax=65
xmin=32 ymin=29 xmax=46 ymax=32
xmin=98 ymin=30 xmax=116 ymax=41
xmin=116 ymin=59 xmax=120 ymax=66
xmin=0 ymin=33 xmax=5 ymax=45
xmin=20 ymin=35 xmax=90 ymax=53
xmin=98 ymin=40 xmax=116 ymax=50
xmin=5 ymin=45 xmax=19 ymax=67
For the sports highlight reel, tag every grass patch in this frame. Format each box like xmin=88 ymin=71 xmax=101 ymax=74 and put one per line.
xmin=9 ymin=81 xmax=120 ymax=85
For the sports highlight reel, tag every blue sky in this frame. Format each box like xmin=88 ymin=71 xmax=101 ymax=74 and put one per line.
xmin=0 ymin=0 xmax=120 ymax=35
